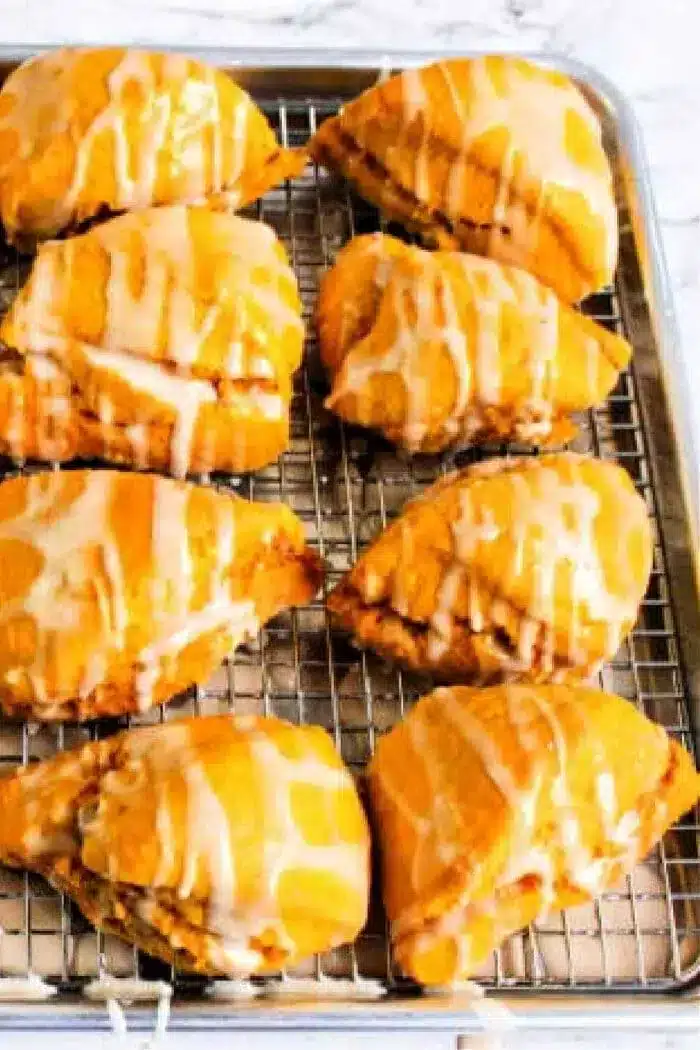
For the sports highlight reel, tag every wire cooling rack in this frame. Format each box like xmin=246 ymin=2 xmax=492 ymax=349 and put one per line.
xmin=0 ymin=91 xmax=698 ymax=1000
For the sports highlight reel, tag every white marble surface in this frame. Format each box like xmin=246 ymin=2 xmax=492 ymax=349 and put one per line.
xmin=0 ymin=0 xmax=698 ymax=1046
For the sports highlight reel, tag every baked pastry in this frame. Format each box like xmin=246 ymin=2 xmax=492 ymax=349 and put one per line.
xmin=319 ymin=233 xmax=630 ymax=452
xmin=0 ymin=714 xmax=370 ymax=975
xmin=0 ymin=469 xmax=322 ymax=720
xmin=0 ymin=206 xmax=303 ymax=476
xmin=368 ymin=684 xmax=700 ymax=985
xmin=310 ymin=56 xmax=617 ymax=302
xmin=328 ymin=453 xmax=652 ymax=682
xmin=0 ymin=47 xmax=304 ymax=247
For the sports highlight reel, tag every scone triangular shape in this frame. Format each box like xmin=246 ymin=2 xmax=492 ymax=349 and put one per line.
xmin=0 ymin=47 xmax=305 ymax=247
xmin=368 ymin=684 xmax=700 ymax=984
xmin=328 ymin=453 xmax=652 ymax=682
xmin=319 ymin=234 xmax=630 ymax=452
xmin=311 ymin=56 xmax=617 ymax=302
xmin=0 ymin=206 xmax=303 ymax=476
xmin=0 ymin=470 xmax=322 ymax=720
xmin=0 ymin=715 xmax=370 ymax=975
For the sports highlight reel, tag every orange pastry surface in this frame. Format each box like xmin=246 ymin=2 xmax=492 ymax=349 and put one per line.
xmin=0 ymin=206 xmax=304 ymax=476
xmin=0 ymin=47 xmax=304 ymax=246
xmin=318 ymin=233 xmax=630 ymax=452
xmin=0 ymin=469 xmax=321 ymax=720
xmin=310 ymin=56 xmax=617 ymax=302
xmin=0 ymin=714 xmax=370 ymax=975
xmin=328 ymin=453 xmax=652 ymax=682
xmin=369 ymin=684 xmax=700 ymax=985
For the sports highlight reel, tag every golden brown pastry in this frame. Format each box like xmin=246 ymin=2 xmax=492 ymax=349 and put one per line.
xmin=310 ymin=56 xmax=617 ymax=303
xmin=0 ymin=206 xmax=303 ymax=476
xmin=369 ymin=684 xmax=700 ymax=985
xmin=319 ymin=233 xmax=630 ymax=452
xmin=0 ymin=469 xmax=322 ymax=720
xmin=328 ymin=453 xmax=652 ymax=682
xmin=0 ymin=47 xmax=304 ymax=247
xmin=0 ymin=714 xmax=370 ymax=975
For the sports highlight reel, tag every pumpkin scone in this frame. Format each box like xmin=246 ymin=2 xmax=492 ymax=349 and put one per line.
xmin=327 ymin=453 xmax=652 ymax=682
xmin=318 ymin=233 xmax=630 ymax=452
xmin=0 ymin=47 xmax=304 ymax=247
xmin=0 ymin=206 xmax=303 ymax=477
xmin=368 ymin=684 xmax=700 ymax=985
xmin=310 ymin=56 xmax=617 ymax=302
xmin=0 ymin=469 xmax=322 ymax=720
xmin=0 ymin=714 xmax=370 ymax=975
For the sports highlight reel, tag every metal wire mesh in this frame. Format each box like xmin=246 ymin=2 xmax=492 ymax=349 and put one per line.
xmin=0 ymin=92 xmax=698 ymax=1000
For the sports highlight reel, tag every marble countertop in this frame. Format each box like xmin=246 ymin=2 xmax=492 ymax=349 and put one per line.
xmin=0 ymin=0 xmax=698 ymax=1046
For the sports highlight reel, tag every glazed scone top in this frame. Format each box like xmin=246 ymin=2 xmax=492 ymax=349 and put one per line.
xmin=403 ymin=454 xmax=650 ymax=668
xmin=371 ymin=684 xmax=682 ymax=918
xmin=368 ymin=684 xmax=700 ymax=984
xmin=6 ymin=714 xmax=370 ymax=976
xmin=0 ymin=206 xmax=303 ymax=477
xmin=0 ymin=47 xmax=302 ymax=244
xmin=399 ymin=57 xmax=618 ymax=274
xmin=0 ymin=470 xmax=313 ymax=717
xmin=313 ymin=56 xmax=618 ymax=300
xmin=333 ymin=453 xmax=652 ymax=677
xmin=319 ymin=233 xmax=630 ymax=452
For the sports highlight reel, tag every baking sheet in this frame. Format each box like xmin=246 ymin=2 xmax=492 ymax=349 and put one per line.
xmin=0 ymin=48 xmax=697 ymax=1030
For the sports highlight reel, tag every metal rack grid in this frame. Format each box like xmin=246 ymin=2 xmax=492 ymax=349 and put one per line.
xmin=0 ymin=92 xmax=698 ymax=1001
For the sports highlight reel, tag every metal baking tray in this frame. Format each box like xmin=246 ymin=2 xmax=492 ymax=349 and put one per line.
xmin=0 ymin=46 xmax=698 ymax=1036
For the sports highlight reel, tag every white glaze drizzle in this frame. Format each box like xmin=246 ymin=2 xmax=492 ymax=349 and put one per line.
xmin=424 ymin=494 xmax=498 ymax=663
xmin=6 ymin=206 xmax=299 ymax=475
xmin=0 ymin=49 xmax=257 ymax=237
xmin=152 ymin=476 xmax=193 ymax=616
xmin=385 ymin=686 xmax=647 ymax=977
xmin=228 ymin=94 xmax=251 ymax=190
xmin=84 ymin=976 xmax=173 ymax=1003
xmin=77 ymin=511 xmax=130 ymax=700
xmin=500 ymin=461 xmax=636 ymax=667
xmin=90 ymin=349 xmax=216 ymax=480
xmin=519 ymin=688 xmax=641 ymax=894
xmin=99 ymin=717 xmax=368 ymax=976
xmin=436 ymin=688 xmax=527 ymax=811
xmin=154 ymin=789 xmax=177 ymax=887
xmin=422 ymin=456 xmax=644 ymax=675
xmin=179 ymin=753 xmax=237 ymax=919
xmin=205 ymin=64 xmax=224 ymax=194
xmin=133 ymin=598 xmax=259 ymax=710
xmin=405 ymin=711 xmax=462 ymax=881
xmin=327 ymin=242 xmax=585 ymax=452
xmin=0 ymin=472 xmax=123 ymax=703
xmin=84 ymin=976 xmax=172 ymax=1041
xmin=4 ymin=247 xmax=61 ymax=458
xmin=427 ymin=563 xmax=463 ymax=662
xmin=0 ymin=471 xmax=269 ymax=711
xmin=401 ymin=66 xmax=432 ymax=202
xmin=125 ymin=422 xmax=150 ymax=470
xmin=230 ymin=730 xmax=367 ymax=962
xmin=526 ymin=690 xmax=608 ymax=895
xmin=0 ymin=974 xmax=57 ymax=1001
xmin=435 ymin=58 xmax=618 ymax=277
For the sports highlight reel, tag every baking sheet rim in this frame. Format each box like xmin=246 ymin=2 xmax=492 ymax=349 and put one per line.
xmin=0 ymin=43 xmax=696 ymax=1028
